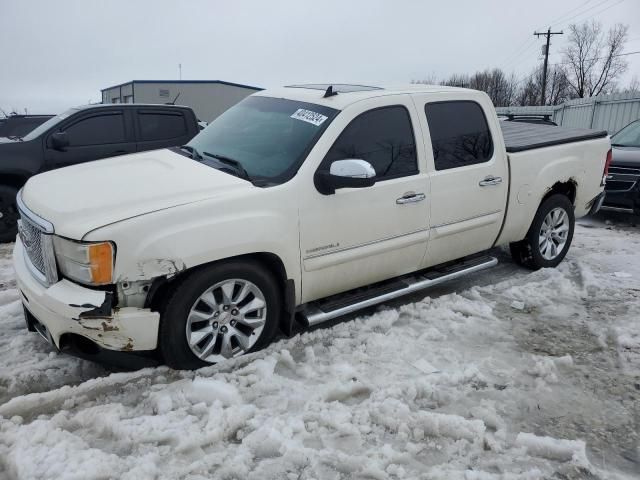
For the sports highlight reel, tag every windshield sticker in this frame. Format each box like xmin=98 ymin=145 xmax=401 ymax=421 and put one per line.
xmin=290 ymin=109 xmax=328 ymax=126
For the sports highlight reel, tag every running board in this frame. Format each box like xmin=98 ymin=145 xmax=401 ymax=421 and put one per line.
xmin=300 ymin=256 xmax=498 ymax=327
xmin=600 ymin=205 xmax=635 ymax=214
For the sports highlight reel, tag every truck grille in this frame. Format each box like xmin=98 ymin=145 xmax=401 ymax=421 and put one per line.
xmin=17 ymin=198 xmax=58 ymax=286
xmin=19 ymin=216 xmax=46 ymax=272
xmin=605 ymin=166 xmax=639 ymax=193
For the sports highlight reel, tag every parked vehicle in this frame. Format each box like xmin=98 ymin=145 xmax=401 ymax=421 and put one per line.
xmin=499 ymin=113 xmax=558 ymax=126
xmin=12 ymin=84 xmax=610 ymax=369
xmin=0 ymin=104 xmax=199 ymax=242
xmin=601 ymin=119 xmax=640 ymax=214
xmin=0 ymin=114 xmax=54 ymax=139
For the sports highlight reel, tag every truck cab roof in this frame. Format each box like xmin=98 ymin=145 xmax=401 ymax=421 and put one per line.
xmin=72 ymin=103 xmax=193 ymax=111
xmin=255 ymin=83 xmax=474 ymax=110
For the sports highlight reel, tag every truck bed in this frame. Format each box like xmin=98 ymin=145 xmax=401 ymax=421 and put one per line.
xmin=500 ymin=121 xmax=608 ymax=153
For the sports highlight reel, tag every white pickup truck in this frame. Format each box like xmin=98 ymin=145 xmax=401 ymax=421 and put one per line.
xmin=13 ymin=84 xmax=611 ymax=369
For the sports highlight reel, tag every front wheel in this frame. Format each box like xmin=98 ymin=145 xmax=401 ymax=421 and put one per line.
xmin=510 ymin=194 xmax=575 ymax=270
xmin=159 ymin=260 xmax=281 ymax=370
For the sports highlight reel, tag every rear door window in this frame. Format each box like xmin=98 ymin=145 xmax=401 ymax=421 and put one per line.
xmin=138 ymin=111 xmax=187 ymax=141
xmin=424 ymin=101 xmax=493 ymax=170
xmin=64 ymin=113 xmax=126 ymax=146
xmin=323 ymin=106 xmax=418 ymax=180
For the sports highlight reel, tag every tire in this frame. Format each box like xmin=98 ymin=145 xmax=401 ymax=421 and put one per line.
xmin=509 ymin=194 xmax=575 ymax=270
xmin=0 ymin=185 xmax=19 ymax=243
xmin=159 ymin=260 xmax=281 ymax=370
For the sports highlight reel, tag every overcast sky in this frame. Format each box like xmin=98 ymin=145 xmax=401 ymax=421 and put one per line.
xmin=1 ymin=0 xmax=639 ymax=114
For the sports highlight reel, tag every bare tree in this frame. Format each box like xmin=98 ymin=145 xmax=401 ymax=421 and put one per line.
xmin=411 ymin=73 xmax=438 ymax=85
xmin=439 ymin=69 xmax=518 ymax=107
xmin=440 ymin=73 xmax=470 ymax=88
xmin=547 ymin=68 xmax=573 ymax=105
xmin=518 ymin=64 xmax=573 ymax=106
xmin=563 ymin=21 xmax=628 ymax=98
xmin=620 ymin=76 xmax=640 ymax=93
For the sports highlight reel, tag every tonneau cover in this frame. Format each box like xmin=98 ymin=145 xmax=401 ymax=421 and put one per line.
xmin=500 ymin=121 xmax=608 ymax=153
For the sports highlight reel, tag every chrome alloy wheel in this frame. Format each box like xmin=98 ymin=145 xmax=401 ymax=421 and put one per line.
xmin=539 ymin=207 xmax=570 ymax=261
xmin=186 ymin=278 xmax=267 ymax=363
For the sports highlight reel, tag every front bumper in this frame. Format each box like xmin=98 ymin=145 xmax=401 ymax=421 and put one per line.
xmin=13 ymin=238 xmax=160 ymax=352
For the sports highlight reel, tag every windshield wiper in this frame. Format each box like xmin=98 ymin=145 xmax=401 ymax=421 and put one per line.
xmin=7 ymin=135 xmax=23 ymax=141
xmin=611 ymin=143 xmax=630 ymax=147
xmin=180 ymin=145 xmax=202 ymax=160
xmin=203 ymin=152 xmax=252 ymax=182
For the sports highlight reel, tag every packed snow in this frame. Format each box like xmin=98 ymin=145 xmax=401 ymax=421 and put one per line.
xmin=0 ymin=214 xmax=639 ymax=479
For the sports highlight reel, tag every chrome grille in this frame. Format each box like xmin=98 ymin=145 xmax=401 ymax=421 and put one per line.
xmin=16 ymin=192 xmax=58 ymax=286
xmin=605 ymin=166 xmax=640 ymax=193
xmin=19 ymin=215 xmax=46 ymax=273
xmin=608 ymin=165 xmax=640 ymax=176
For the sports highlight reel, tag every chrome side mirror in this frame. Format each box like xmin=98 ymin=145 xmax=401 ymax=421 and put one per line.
xmin=315 ymin=159 xmax=377 ymax=195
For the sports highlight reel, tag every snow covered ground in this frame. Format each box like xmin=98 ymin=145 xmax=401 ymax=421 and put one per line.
xmin=0 ymin=214 xmax=638 ymax=480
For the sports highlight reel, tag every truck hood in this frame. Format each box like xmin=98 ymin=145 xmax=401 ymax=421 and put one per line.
xmin=611 ymin=145 xmax=640 ymax=168
xmin=21 ymin=149 xmax=252 ymax=239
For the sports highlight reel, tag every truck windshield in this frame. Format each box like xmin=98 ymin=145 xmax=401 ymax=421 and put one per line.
xmin=22 ymin=108 xmax=78 ymax=141
xmin=611 ymin=120 xmax=640 ymax=147
xmin=187 ymin=96 xmax=338 ymax=185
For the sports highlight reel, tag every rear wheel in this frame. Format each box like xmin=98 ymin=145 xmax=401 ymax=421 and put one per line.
xmin=0 ymin=185 xmax=19 ymax=243
xmin=510 ymin=194 xmax=575 ymax=270
xmin=159 ymin=260 xmax=281 ymax=370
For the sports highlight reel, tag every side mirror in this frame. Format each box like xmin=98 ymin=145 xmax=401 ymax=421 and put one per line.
xmin=315 ymin=159 xmax=376 ymax=195
xmin=51 ymin=132 xmax=69 ymax=151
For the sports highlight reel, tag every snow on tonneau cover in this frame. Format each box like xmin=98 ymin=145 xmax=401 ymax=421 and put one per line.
xmin=501 ymin=121 xmax=608 ymax=153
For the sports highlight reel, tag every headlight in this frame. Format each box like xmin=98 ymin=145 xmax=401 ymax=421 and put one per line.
xmin=53 ymin=237 xmax=115 ymax=285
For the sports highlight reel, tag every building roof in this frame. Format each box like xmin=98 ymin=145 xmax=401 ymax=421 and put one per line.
xmin=101 ymin=79 xmax=262 ymax=92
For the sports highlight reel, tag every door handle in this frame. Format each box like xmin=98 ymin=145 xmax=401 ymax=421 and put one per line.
xmin=396 ymin=192 xmax=426 ymax=204
xmin=479 ymin=176 xmax=503 ymax=187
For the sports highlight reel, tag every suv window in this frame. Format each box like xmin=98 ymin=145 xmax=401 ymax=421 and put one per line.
xmin=64 ymin=113 xmax=126 ymax=146
xmin=424 ymin=101 xmax=493 ymax=170
xmin=323 ymin=106 xmax=418 ymax=179
xmin=138 ymin=111 xmax=187 ymax=141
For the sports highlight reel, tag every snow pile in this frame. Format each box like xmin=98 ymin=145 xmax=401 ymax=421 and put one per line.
xmin=515 ymin=432 xmax=588 ymax=464
xmin=0 ymin=218 xmax=639 ymax=479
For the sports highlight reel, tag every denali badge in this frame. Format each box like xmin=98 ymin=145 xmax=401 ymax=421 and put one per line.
xmin=17 ymin=220 xmax=35 ymax=249
xmin=306 ymin=243 xmax=340 ymax=255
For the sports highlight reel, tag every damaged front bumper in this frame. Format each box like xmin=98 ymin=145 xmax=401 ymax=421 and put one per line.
xmin=13 ymin=239 xmax=160 ymax=352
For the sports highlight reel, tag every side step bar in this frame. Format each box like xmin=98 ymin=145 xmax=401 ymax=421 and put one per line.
xmin=599 ymin=205 xmax=635 ymax=214
xmin=300 ymin=256 xmax=497 ymax=327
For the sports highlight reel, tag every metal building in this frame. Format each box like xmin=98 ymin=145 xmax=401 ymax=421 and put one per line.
xmin=100 ymin=80 xmax=262 ymax=122
xmin=495 ymin=91 xmax=640 ymax=134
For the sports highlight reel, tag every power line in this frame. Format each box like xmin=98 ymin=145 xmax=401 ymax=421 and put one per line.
xmin=503 ymin=0 xmax=616 ymax=74
xmin=501 ymin=37 xmax=538 ymax=70
xmin=551 ymin=49 xmax=640 ymax=66
xmin=502 ymin=2 xmax=597 ymax=71
xmin=538 ymin=0 xmax=598 ymax=30
xmin=549 ymin=0 xmax=617 ymax=28
xmin=500 ymin=37 xmax=535 ymax=67
xmin=564 ymin=0 xmax=627 ymax=27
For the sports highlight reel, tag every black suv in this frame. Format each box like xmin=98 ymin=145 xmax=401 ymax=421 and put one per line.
xmin=1 ymin=104 xmax=199 ymax=241
xmin=0 ymin=114 xmax=54 ymax=138
xmin=603 ymin=119 xmax=640 ymax=215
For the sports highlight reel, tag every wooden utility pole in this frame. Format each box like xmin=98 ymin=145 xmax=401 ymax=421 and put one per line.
xmin=534 ymin=28 xmax=563 ymax=105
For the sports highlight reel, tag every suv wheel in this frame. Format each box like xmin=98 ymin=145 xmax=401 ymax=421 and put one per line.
xmin=510 ymin=194 xmax=575 ymax=270
xmin=0 ymin=185 xmax=19 ymax=243
xmin=159 ymin=260 xmax=281 ymax=370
